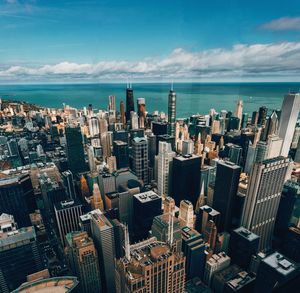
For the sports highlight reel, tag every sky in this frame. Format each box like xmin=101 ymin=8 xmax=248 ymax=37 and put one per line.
xmin=0 ymin=0 xmax=300 ymax=83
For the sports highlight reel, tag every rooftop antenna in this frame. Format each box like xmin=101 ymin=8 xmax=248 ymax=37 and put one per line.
xmin=126 ymin=78 xmax=129 ymax=89
xmin=171 ymin=79 xmax=174 ymax=91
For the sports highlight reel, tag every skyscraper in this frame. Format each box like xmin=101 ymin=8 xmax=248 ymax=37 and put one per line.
xmin=212 ymin=161 xmax=241 ymax=232
xmin=120 ymin=100 xmax=126 ymax=127
xmin=115 ymin=237 xmax=185 ymax=293
xmin=65 ymin=124 xmax=87 ymax=174
xmin=113 ymin=140 xmax=129 ymax=169
xmin=54 ymin=198 xmax=83 ymax=246
xmin=241 ymin=156 xmax=290 ymax=251
xmin=156 ymin=141 xmax=175 ymax=198
xmin=278 ymin=93 xmax=300 ymax=157
xmin=178 ymin=200 xmax=194 ymax=228
xmin=125 ymin=85 xmax=134 ymax=121
xmin=90 ymin=211 xmax=116 ymax=293
xmin=133 ymin=191 xmax=162 ymax=240
xmin=168 ymin=88 xmax=176 ymax=136
xmin=171 ymin=154 xmax=201 ymax=207
xmin=0 ymin=174 xmax=34 ymax=228
xmin=131 ymin=137 xmax=149 ymax=184
xmin=65 ymin=231 xmax=101 ymax=293
xmin=0 ymin=214 xmax=42 ymax=292
xmin=228 ymin=227 xmax=260 ymax=270
xmin=255 ymin=252 xmax=300 ymax=292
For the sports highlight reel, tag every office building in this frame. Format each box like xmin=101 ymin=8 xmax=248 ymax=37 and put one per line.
xmin=168 ymin=88 xmax=177 ymax=136
xmin=54 ymin=198 xmax=83 ymax=246
xmin=255 ymin=252 xmax=300 ymax=292
xmin=0 ymin=214 xmax=43 ymax=292
xmin=132 ymin=137 xmax=149 ymax=184
xmin=152 ymin=213 xmax=182 ymax=253
xmin=125 ymin=85 xmax=134 ymax=121
xmin=278 ymin=93 xmax=300 ymax=156
xmin=65 ymin=231 xmax=101 ymax=293
xmin=195 ymin=205 xmax=220 ymax=234
xmin=204 ymin=252 xmax=231 ymax=286
xmin=120 ymin=100 xmax=126 ymax=127
xmin=133 ymin=191 xmax=162 ymax=240
xmin=65 ymin=125 xmax=87 ymax=174
xmin=178 ymin=200 xmax=194 ymax=228
xmin=213 ymin=161 xmax=241 ymax=232
xmin=257 ymin=106 xmax=267 ymax=127
xmin=0 ymin=174 xmax=34 ymax=228
xmin=62 ymin=170 xmax=76 ymax=199
xmin=181 ymin=226 xmax=207 ymax=280
xmin=91 ymin=211 xmax=116 ymax=293
xmin=241 ymin=156 xmax=290 ymax=251
xmin=90 ymin=182 xmax=104 ymax=211
xmin=171 ymin=154 xmax=201 ymax=207
xmin=156 ymin=141 xmax=175 ymax=198
xmin=113 ymin=140 xmax=129 ymax=169
xmin=115 ymin=237 xmax=185 ymax=293
xmin=152 ymin=121 xmax=168 ymax=136
xmin=228 ymin=227 xmax=260 ymax=270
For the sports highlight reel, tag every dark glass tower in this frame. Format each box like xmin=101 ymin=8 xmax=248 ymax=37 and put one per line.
xmin=65 ymin=125 xmax=87 ymax=175
xmin=171 ymin=154 xmax=201 ymax=207
xmin=168 ymin=89 xmax=176 ymax=136
xmin=0 ymin=174 xmax=34 ymax=228
xmin=125 ymin=86 xmax=134 ymax=121
xmin=212 ymin=161 xmax=241 ymax=232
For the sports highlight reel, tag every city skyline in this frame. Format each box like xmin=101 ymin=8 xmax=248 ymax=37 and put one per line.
xmin=1 ymin=0 xmax=300 ymax=82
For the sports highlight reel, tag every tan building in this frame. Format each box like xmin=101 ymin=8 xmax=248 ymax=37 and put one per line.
xmin=65 ymin=231 xmax=101 ymax=293
xmin=115 ymin=237 xmax=185 ymax=293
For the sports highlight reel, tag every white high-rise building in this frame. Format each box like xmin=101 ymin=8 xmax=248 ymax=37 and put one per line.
xmin=241 ymin=156 xmax=290 ymax=251
xmin=278 ymin=93 xmax=300 ymax=157
xmin=89 ymin=116 xmax=100 ymax=138
xmin=157 ymin=142 xmax=175 ymax=198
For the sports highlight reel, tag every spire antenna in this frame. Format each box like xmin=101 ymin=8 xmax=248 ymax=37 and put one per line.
xmin=171 ymin=79 xmax=174 ymax=91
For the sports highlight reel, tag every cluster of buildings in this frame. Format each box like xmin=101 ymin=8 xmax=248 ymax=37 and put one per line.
xmin=0 ymin=87 xmax=299 ymax=293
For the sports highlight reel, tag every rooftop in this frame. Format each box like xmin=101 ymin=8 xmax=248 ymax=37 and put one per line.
xmin=55 ymin=198 xmax=82 ymax=211
xmin=12 ymin=276 xmax=79 ymax=293
xmin=262 ymin=252 xmax=297 ymax=276
xmin=199 ymin=205 xmax=220 ymax=217
xmin=134 ymin=191 xmax=161 ymax=203
xmin=234 ymin=227 xmax=260 ymax=242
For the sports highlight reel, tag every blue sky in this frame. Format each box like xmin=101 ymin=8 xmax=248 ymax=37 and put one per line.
xmin=1 ymin=0 xmax=300 ymax=82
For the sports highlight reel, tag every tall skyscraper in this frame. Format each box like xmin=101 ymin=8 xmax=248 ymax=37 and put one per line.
xmin=91 ymin=211 xmax=116 ymax=293
xmin=62 ymin=170 xmax=76 ymax=199
xmin=156 ymin=141 xmax=175 ymax=198
xmin=241 ymin=156 xmax=290 ymax=251
xmin=257 ymin=106 xmax=267 ymax=127
xmin=212 ymin=161 xmax=241 ymax=232
xmin=54 ymin=198 xmax=83 ymax=246
xmin=120 ymin=100 xmax=126 ymax=127
xmin=65 ymin=124 xmax=87 ymax=174
xmin=137 ymin=97 xmax=146 ymax=128
xmin=132 ymin=137 xmax=149 ymax=184
xmin=0 ymin=174 xmax=34 ymax=228
xmin=168 ymin=88 xmax=177 ymax=136
xmin=113 ymin=140 xmax=129 ymax=169
xmin=0 ymin=214 xmax=42 ymax=292
xmin=125 ymin=85 xmax=134 ymax=121
xmin=65 ymin=231 xmax=101 ymax=293
xmin=278 ymin=93 xmax=300 ymax=157
xmin=171 ymin=154 xmax=201 ymax=207
xmin=115 ymin=237 xmax=185 ymax=293
xmin=234 ymin=99 xmax=243 ymax=128
xmin=133 ymin=191 xmax=162 ymax=240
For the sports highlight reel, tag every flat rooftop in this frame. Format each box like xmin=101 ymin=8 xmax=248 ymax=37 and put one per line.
xmin=134 ymin=191 xmax=161 ymax=203
xmin=262 ymin=252 xmax=297 ymax=276
xmin=12 ymin=277 xmax=79 ymax=293
xmin=234 ymin=227 xmax=260 ymax=242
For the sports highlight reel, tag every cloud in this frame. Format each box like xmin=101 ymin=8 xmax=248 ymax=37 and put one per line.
xmin=1 ymin=42 xmax=300 ymax=82
xmin=260 ymin=17 xmax=300 ymax=31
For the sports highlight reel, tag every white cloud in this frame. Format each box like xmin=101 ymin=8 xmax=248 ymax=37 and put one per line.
xmin=260 ymin=17 xmax=300 ymax=31
xmin=1 ymin=42 xmax=300 ymax=82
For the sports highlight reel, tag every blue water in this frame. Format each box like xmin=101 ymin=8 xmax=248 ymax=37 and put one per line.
xmin=0 ymin=83 xmax=298 ymax=117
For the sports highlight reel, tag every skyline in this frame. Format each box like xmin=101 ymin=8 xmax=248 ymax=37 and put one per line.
xmin=1 ymin=0 xmax=300 ymax=82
